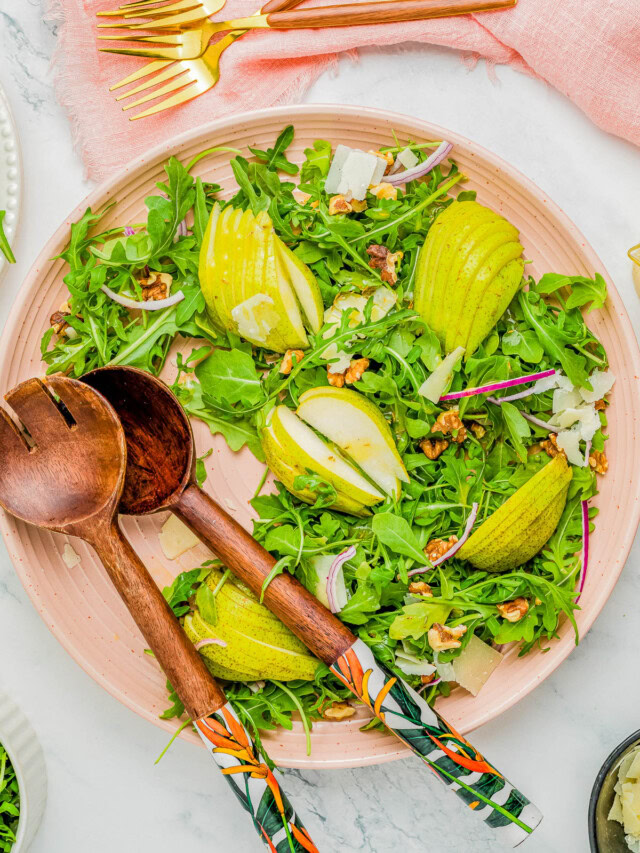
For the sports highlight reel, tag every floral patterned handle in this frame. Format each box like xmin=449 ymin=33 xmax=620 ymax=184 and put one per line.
xmin=196 ymin=704 xmax=319 ymax=852
xmin=331 ymin=640 xmax=542 ymax=847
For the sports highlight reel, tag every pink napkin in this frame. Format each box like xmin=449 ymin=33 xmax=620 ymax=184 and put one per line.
xmin=47 ymin=0 xmax=640 ymax=182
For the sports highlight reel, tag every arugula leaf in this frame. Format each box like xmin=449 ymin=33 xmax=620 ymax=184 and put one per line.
xmin=536 ymin=272 xmax=607 ymax=313
xmin=371 ymin=513 xmax=427 ymax=564
xmin=500 ymin=328 xmax=544 ymax=364
xmin=248 ymin=125 xmax=298 ymax=176
xmin=500 ymin=401 xmax=531 ymax=463
xmin=0 ymin=211 xmax=15 ymax=264
xmin=299 ymin=139 xmax=332 ymax=183
xmin=196 ymin=347 xmax=265 ymax=407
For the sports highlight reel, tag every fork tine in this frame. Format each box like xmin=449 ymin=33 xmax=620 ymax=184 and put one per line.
xmin=114 ymin=62 xmax=184 ymax=98
xmin=97 ymin=9 xmax=209 ymax=28
xmin=101 ymin=45 xmax=183 ymax=60
xmin=98 ymin=32 xmax=184 ymax=44
xmin=97 ymin=0 xmax=201 ymax=16
xmin=130 ymin=79 xmax=206 ymax=120
xmin=109 ymin=58 xmax=172 ymax=91
xmin=121 ymin=69 xmax=194 ymax=110
xmin=45 ymin=376 xmax=117 ymax=433
xmin=0 ymin=407 xmax=31 ymax=454
xmin=5 ymin=379 xmax=73 ymax=445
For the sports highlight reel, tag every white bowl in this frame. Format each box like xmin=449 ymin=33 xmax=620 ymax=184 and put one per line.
xmin=0 ymin=694 xmax=47 ymax=851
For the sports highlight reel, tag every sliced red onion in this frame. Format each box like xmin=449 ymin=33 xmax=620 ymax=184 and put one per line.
xmin=101 ymin=284 xmax=184 ymax=311
xmin=176 ymin=219 xmax=188 ymax=238
xmin=194 ymin=637 xmax=227 ymax=650
xmin=407 ymin=502 xmax=479 ymax=577
xmin=583 ymin=439 xmax=592 ymax=467
xmin=387 ymin=141 xmax=453 ymax=186
xmin=487 ymin=397 xmax=554 ymax=431
xmin=440 ymin=369 xmax=555 ymax=402
xmin=123 ymin=226 xmax=136 ymax=237
xmin=417 ymin=677 xmax=441 ymax=694
xmin=326 ymin=545 xmax=356 ymax=613
xmin=576 ymin=500 xmax=589 ymax=601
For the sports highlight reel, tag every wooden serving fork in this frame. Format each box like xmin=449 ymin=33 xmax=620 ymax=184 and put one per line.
xmin=83 ymin=365 xmax=543 ymax=849
xmin=0 ymin=376 xmax=319 ymax=853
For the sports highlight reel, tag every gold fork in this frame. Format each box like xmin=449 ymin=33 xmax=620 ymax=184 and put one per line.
xmin=97 ymin=0 xmax=222 ymax=28
xmin=101 ymin=0 xmax=517 ymax=63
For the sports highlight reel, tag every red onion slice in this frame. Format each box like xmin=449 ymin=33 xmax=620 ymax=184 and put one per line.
xmin=440 ymin=369 xmax=555 ymax=402
xmin=194 ymin=637 xmax=227 ymax=650
xmin=487 ymin=397 xmax=554 ymax=431
xmin=417 ymin=677 xmax=441 ymax=694
xmin=576 ymin=500 xmax=589 ymax=601
xmin=101 ymin=284 xmax=184 ymax=311
xmin=326 ymin=545 xmax=356 ymax=613
xmin=387 ymin=141 xmax=453 ymax=186
xmin=123 ymin=226 xmax=136 ymax=237
xmin=407 ymin=502 xmax=479 ymax=577
xmin=583 ymin=438 xmax=592 ymax=467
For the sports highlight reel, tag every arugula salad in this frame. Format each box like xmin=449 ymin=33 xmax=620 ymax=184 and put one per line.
xmin=41 ymin=126 xmax=614 ymax=743
xmin=0 ymin=744 xmax=19 ymax=852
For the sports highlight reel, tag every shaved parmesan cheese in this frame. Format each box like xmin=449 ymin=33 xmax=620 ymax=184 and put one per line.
xmin=395 ymin=652 xmax=436 ymax=677
xmin=418 ymin=346 xmax=465 ymax=404
xmin=159 ymin=515 xmax=200 ymax=560
xmin=552 ymin=387 xmax=582 ymax=413
xmin=555 ymin=429 xmax=583 ymax=466
xmin=320 ymin=288 xmax=398 ymax=369
xmin=452 ymin=635 xmax=503 ymax=696
xmin=62 ymin=543 xmax=81 ymax=569
xmin=579 ymin=368 xmax=615 ymax=403
xmin=324 ymin=345 xmax=352 ymax=374
xmin=231 ymin=294 xmax=279 ymax=345
xmin=608 ymin=743 xmax=640 ymax=847
xmin=336 ymin=150 xmax=381 ymax=200
xmin=370 ymin=156 xmax=387 ymax=186
xmin=434 ymin=658 xmax=456 ymax=682
xmin=396 ymin=147 xmax=419 ymax=170
xmin=324 ymin=144 xmax=353 ymax=194
xmin=532 ymin=373 xmax=562 ymax=394
xmin=550 ymin=404 xmax=601 ymax=440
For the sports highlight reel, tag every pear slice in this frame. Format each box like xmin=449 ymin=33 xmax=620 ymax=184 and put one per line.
xmin=269 ymin=405 xmax=384 ymax=508
xmin=296 ymin=386 xmax=408 ymax=499
xmin=184 ymin=567 xmax=319 ymax=681
xmin=261 ymin=420 xmax=371 ymax=516
xmin=458 ymin=455 xmax=572 ymax=572
xmin=414 ymin=200 xmax=524 ymax=357
xmin=275 ymin=237 xmax=324 ymax=334
xmin=199 ymin=202 xmax=224 ymax=330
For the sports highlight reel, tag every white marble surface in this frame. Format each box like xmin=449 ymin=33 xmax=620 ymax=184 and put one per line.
xmin=1 ymin=3 xmax=639 ymax=852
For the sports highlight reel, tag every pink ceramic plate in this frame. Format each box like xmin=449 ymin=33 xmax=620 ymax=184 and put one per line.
xmin=1 ymin=106 xmax=639 ymax=769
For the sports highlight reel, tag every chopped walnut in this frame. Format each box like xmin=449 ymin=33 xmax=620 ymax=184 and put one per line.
xmin=408 ymin=581 xmax=433 ymax=597
xmin=470 ymin=422 xmax=486 ymax=439
xmin=310 ymin=200 xmax=319 ymax=209
xmin=138 ymin=270 xmax=172 ymax=301
xmin=594 ymin=399 xmax=607 ymax=411
xmin=369 ymin=182 xmax=398 ymax=201
xmin=369 ymin=149 xmax=395 ymax=173
xmin=366 ymin=244 xmax=404 ymax=285
xmin=540 ymin=433 xmax=566 ymax=459
xmin=589 ymin=449 xmax=608 ymax=474
xmin=431 ymin=410 xmax=467 ymax=443
xmin=50 ymin=310 xmax=70 ymax=335
xmin=424 ymin=536 xmax=458 ymax=564
xmin=327 ymin=367 xmax=345 ymax=388
xmin=420 ymin=673 xmax=436 ymax=685
xmin=420 ymin=438 xmax=449 ymax=460
xmin=496 ymin=598 xmax=529 ymax=623
xmin=328 ymin=195 xmax=353 ymax=215
xmin=427 ymin=623 xmax=467 ymax=652
xmin=280 ymin=349 xmax=304 ymax=375
xmin=345 ymin=358 xmax=369 ymax=385
xmin=322 ymin=701 xmax=355 ymax=721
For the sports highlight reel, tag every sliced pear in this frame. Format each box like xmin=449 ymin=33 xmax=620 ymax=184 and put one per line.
xmin=296 ymin=386 xmax=408 ymax=499
xmin=261 ymin=421 xmax=371 ymax=516
xmin=458 ymin=454 xmax=572 ymax=571
xmin=269 ymin=406 xmax=384 ymax=509
xmin=414 ymin=200 xmax=524 ymax=357
xmin=199 ymin=203 xmax=224 ymax=330
xmin=275 ymin=238 xmax=324 ymax=334
xmin=184 ymin=567 xmax=319 ymax=682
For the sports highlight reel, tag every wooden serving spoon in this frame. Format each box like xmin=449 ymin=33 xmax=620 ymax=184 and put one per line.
xmin=0 ymin=375 xmax=319 ymax=852
xmin=84 ymin=365 xmax=542 ymax=848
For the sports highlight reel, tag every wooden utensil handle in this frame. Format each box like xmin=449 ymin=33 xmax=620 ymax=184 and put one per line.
xmin=91 ymin=519 xmax=226 ymax=721
xmin=260 ymin=0 xmax=306 ymax=15
xmin=174 ymin=482 xmax=355 ymax=665
xmin=266 ymin=0 xmax=515 ymax=28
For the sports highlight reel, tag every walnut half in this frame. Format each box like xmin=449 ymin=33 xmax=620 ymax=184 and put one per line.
xmin=427 ymin=623 xmax=467 ymax=652
xmin=322 ymin=701 xmax=355 ymax=721
xmin=496 ymin=598 xmax=529 ymax=623
xmin=432 ymin=410 xmax=467 ymax=443
xmin=420 ymin=438 xmax=449 ymax=460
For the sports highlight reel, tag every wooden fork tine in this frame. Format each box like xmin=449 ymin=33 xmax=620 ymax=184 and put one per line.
xmin=114 ymin=62 xmax=184 ymax=98
xmin=121 ymin=68 xmax=194 ymax=110
xmin=109 ymin=58 xmax=172 ymax=91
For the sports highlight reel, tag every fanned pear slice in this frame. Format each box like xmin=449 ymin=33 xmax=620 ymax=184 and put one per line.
xmin=270 ymin=405 xmax=384 ymax=509
xmin=275 ymin=238 xmax=324 ymax=334
xmin=458 ymin=454 xmax=572 ymax=572
xmin=211 ymin=203 xmax=238 ymax=329
xmin=414 ymin=200 xmax=524 ymax=357
xmin=297 ymin=386 xmax=408 ymax=499
xmin=261 ymin=420 xmax=371 ymax=516
xmin=198 ymin=202 xmax=224 ymax=330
